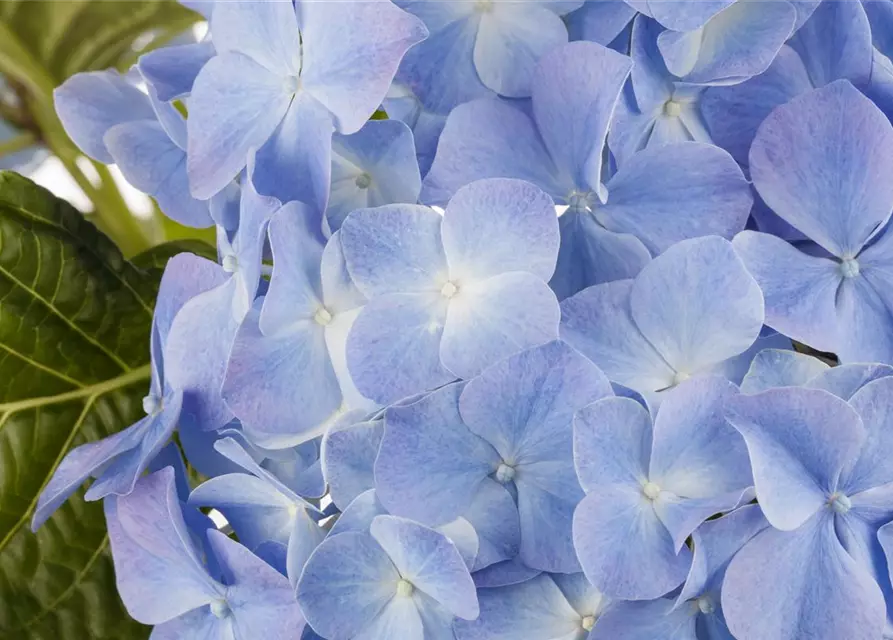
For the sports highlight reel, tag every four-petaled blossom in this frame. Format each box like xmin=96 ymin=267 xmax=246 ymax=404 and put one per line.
xmin=341 ymin=177 xmax=561 ymax=403
xmin=573 ymin=376 xmax=753 ymax=600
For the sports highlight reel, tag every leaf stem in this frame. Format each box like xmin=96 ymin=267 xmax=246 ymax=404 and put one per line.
xmin=0 ymin=131 xmax=36 ymax=157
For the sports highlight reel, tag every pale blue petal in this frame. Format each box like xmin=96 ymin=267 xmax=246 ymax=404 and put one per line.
xmin=53 ymin=70 xmax=154 ymax=163
xmin=375 ymin=384 xmax=501 ymax=525
xmin=532 ymin=41 xmax=632 ymax=197
xmin=105 ymin=469 xmax=222 ymax=624
xmin=297 ymin=531 xmax=400 ymax=639
xmin=441 ymin=273 xmax=560 ymax=379
xmin=138 ymin=41 xmax=215 ymax=101
xmin=474 ymin=3 xmax=569 ymax=97
xmin=251 ymin=92 xmax=334 ymax=213
xmin=550 ymin=212 xmax=651 ymax=301
xmin=740 ymin=348 xmax=830 ymax=394
xmin=345 ymin=292 xmax=453 ymax=404
xmin=420 ymin=98 xmax=567 ymax=206
xmin=320 ymin=229 xmax=367 ymax=314
xmin=323 ymin=419 xmax=384 ymax=510
xmin=574 ymin=396 xmax=652 ymax=492
xmin=841 ymin=378 xmax=893 ymax=494
xmin=749 ymin=80 xmax=893 ymax=258
xmin=327 ymin=119 xmax=422 ymax=233
xmin=150 ymin=609 xmax=233 ymax=640
xmin=300 ymin=0 xmax=428 ymax=133
xmin=438 ymin=517 xmax=479 ymax=570
xmin=371 ymin=515 xmax=478 ymax=619
xmin=360 ymin=596 xmax=425 ymax=640
xmin=597 ymin=143 xmax=752 ymax=254
xmin=340 ymin=204 xmax=447 ymax=296
xmin=286 ymin=508 xmax=327 ymax=590
xmin=573 ymin=485 xmax=692 ymax=600
xmin=647 ymin=0 xmax=731 ymax=31
xmin=442 ymin=178 xmax=559 ymax=282
xmin=806 ymin=363 xmax=893 ymax=401
xmin=186 ymin=53 xmax=291 ymax=199
xmin=725 ymin=387 xmax=866 ymax=531
xmin=329 ymin=489 xmax=388 ymax=537
xmin=732 ymin=231 xmax=841 ymax=355
xmin=704 ymin=330 xmax=793 ymax=387
xmin=591 ymin=598 xmax=697 ymax=640
xmin=722 ymin=513 xmax=886 ymax=640
xmin=627 ymin=16 xmax=674 ymax=115
xmin=462 ymin=480 xmax=521 ymax=570
xmin=834 ymin=267 xmax=893 ymax=364
xmin=472 ymin=557 xmax=541 ymax=588
xmin=564 ymin=0 xmax=636 ymax=45
xmin=658 ymin=2 xmax=796 ymax=85
xmin=560 ymin=280 xmax=676 ymax=393
xmin=210 ymin=0 xmax=300 ymax=76
xmin=454 ymin=574 xmax=584 ymax=640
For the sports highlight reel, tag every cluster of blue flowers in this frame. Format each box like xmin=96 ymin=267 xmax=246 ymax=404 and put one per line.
xmin=29 ymin=0 xmax=893 ymax=638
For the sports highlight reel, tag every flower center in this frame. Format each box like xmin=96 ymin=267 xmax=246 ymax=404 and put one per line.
xmin=567 ymin=189 xmax=595 ymax=213
xmin=495 ymin=463 xmax=516 ymax=484
xmin=142 ymin=394 xmax=161 ymax=416
xmin=839 ymin=258 xmax=860 ymax=279
xmin=828 ymin=492 xmax=852 ymax=515
xmin=210 ymin=599 xmax=231 ymax=619
xmin=672 ymin=371 xmax=690 ymax=386
xmin=396 ymin=579 xmax=414 ymax=597
xmin=314 ymin=306 xmax=333 ymax=326
xmin=581 ymin=615 xmax=596 ymax=631
xmin=664 ymin=99 xmax=683 ymax=117
xmin=355 ymin=173 xmax=372 ymax=189
xmin=475 ymin=0 xmax=494 ymax=12
xmin=696 ymin=596 xmax=715 ymax=615
xmin=222 ymin=253 xmax=239 ymax=274
xmin=285 ymin=75 xmax=301 ymax=95
xmin=642 ymin=481 xmax=661 ymax=500
xmin=441 ymin=281 xmax=459 ymax=298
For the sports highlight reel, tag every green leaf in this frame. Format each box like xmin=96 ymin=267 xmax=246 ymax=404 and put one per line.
xmin=0 ymin=171 xmax=176 ymax=639
xmin=132 ymin=239 xmax=217 ymax=273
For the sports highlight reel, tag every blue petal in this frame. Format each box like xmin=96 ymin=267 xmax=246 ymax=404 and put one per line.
xmin=590 ymin=597 xmax=697 ymax=640
xmin=53 ymin=70 xmax=154 ymax=163
xmin=186 ymin=53 xmax=291 ymax=199
xmin=725 ymin=387 xmax=866 ymax=531
xmin=138 ymin=41 xmax=215 ymax=101
xmin=473 ymin=3 xmax=569 ymax=97
xmin=722 ymin=513 xmax=886 ymax=640
xmin=646 ymin=0 xmax=732 ymax=31
xmin=749 ymin=80 xmax=893 ymax=258
xmin=300 ymin=0 xmax=428 ymax=133
xmin=573 ymin=484 xmax=692 ymax=600
xmin=740 ymin=348 xmax=830 ymax=394
xmin=104 ymin=121 xmax=213 ymax=228
xmin=454 ymin=574 xmax=586 ymax=640
xmin=629 ymin=237 xmax=763 ymax=377
xmin=564 ymin=0 xmax=636 ymax=45
xmin=341 ymin=204 xmax=447 ymax=296
xmin=329 ymin=489 xmax=388 ymax=537
xmin=806 ymin=363 xmax=893 ymax=401
xmin=375 ymin=383 xmax=500 ymax=525
xmin=472 ymin=556 xmax=541 ymax=588
xmin=420 ymin=98 xmax=567 ymax=206
xmin=658 ymin=2 xmax=796 ymax=85
xmin=462 ymin=480 xmax=521 ymax=570
xmin=371 ymin=515 xmax=479 ymax=620
xmin=323 ymin=418 xmax=384 ymax=510
xmin=705 ymin=330 xmax=794 ymax=387
xmin=105 ymin=469 xmax=222 ymax=624
xmin=297 ymin=531 xmax=400 ymax=639
xmin=210 ymin=0 xmax=301 ymax=77
xmin=841 ymin=378 xmax=893 ymax=495
xmin=327 ymin=119 xmax=422 ymax=233
xmin=597 ymin=143 xmax=752 ymax=254
xmin=550 ymin=211 xmax=651 ymax=301
xmin=345 ymin=292 xmax=453 ymax=404
xmin=531 ymin=41 xmax=632 ymax=198
xmin=251 ymin=92 xmax=334 ymax=213
xmin=442 ymin=178 xmax=559 ymax=282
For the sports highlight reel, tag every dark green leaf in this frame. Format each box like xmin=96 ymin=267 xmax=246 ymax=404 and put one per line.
xmin=132 ymin=238 xmax=217 ymax=273
xmin=0 ymin=171 xmax=166 ymax=639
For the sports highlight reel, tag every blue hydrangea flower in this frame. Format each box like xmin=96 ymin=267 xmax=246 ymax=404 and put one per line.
xmin=609 ymin=16 xmax=712 ymax=165
xmin=702 ymin=1 xmax=873 ymax=172
xmin=188 ymin=437 xmax=326 ymax=587
xmin=165 ymin=178 xmax=278 ymax=433
xmin=106 ymin=468 xmax=305 ymax=638
xmin=340 ymin=177 xmax=561 ymax=403
xmin=649 ymin=0 xmax=798 ymax=86
xmin=297 ymin=514 xmax=479 ymax=639
xmin=395 ymin=0 xmax=584 ymax=114
xmin=590 ymin=505 xmax=768 ymax=640
xmin=722 ymin=383 xmax=893 ymax=639
xmin=733 ymin=80 xmax=893 ymax=365
xmin=29 ymin=252 xmax=227 ymax=530
xmin=560 ymin=236 xmax=764 ymax=403
xmin=222 ymin=210 xmax=375 ymax=448
xmin=186 ymin=0 xmax=427 ymax=210
xmin=423 ymin=42 xmax=752 ymax=300
xmin=455 ymin=572 xmax=610 ymax=640
xmin=375 ymin=340 xmax=614 ymax=573
xmin=326 ymin=119 xmax=422 ymax=234
xmin=54 ymin=69 xmax=213 ymax=228
xmin=573 ymin=376 xmax=753 ymax=600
